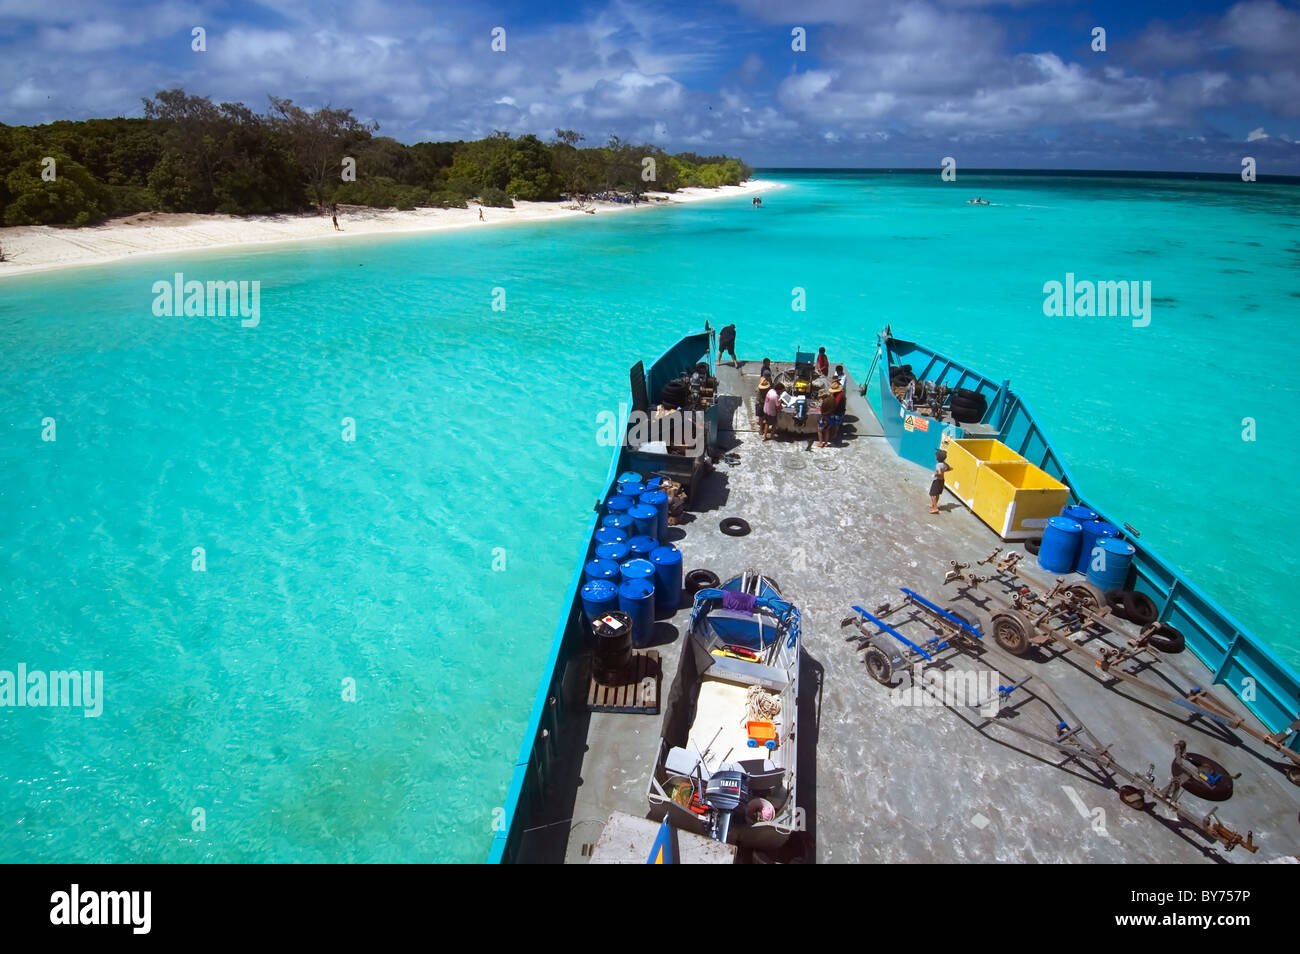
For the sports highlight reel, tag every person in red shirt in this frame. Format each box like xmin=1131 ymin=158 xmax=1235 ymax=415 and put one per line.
xmin=815 ymin=347 xmax=829 ymax=377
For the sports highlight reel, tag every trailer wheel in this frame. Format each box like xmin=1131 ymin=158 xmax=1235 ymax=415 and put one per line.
xmin=1146 ymin=623 xmax=1185 ymax=654
xmin=864 ymin=647 xmax=894 ymax=686
xmin=1175 ymin=753 xmax=1234 ymax=802
xmin=1064 ymin=582 xmax=1107 ymax=611
xmin=1118 ymin=785 xmax=1147 ymax=809
xmin=1285 ymin=766 xmax=1300 ymax=787
xmin=991 ymin=613 xmax=1031 ymax=656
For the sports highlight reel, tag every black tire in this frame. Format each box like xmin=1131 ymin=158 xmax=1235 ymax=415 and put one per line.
xmin=1286 ymin=766 xmax=1300 ymax=787
xmin=1113 ymin=589 xmax=1158 ymax=625
xmin=1146 ymin=623 xmax=1185 ymax=654
xmin=951 ymin=388 xmax=982 ymax=404
xmin=1064 ymin=582 xmax=1107 ymax=611
xmin=864 ymin=647 xmax=893 ymax=685
xmin=719 ymin=517 xmax=751 ymax=537
xmin=1024 ymin=537 xmax=1042 ymax=555
xmin=1175 ymin=753 xmax=1234 ymax=802
xmin=684 ymin=569 xmax=720 ymax=596
xmin=992 ymin=612 xmax=1032 ymax=656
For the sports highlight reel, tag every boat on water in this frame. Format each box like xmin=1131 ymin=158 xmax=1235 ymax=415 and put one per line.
xmin=646 ymin=571 xmax=802 ymax=849
xmin=491 ymin=326 xmax=1300 ymax=865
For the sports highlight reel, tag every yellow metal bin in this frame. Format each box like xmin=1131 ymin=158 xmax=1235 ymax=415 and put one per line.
xmin=942 ymin=438 xmax=1027 ymax=508
xmin=971 ymin=461 xmax=1070 ymax=540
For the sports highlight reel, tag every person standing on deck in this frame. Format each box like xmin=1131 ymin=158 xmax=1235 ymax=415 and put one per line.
xmin=928 ymin=448 xmax=951 ymax=514
xmin=763 ymin=381 xmax=781 ymax=441
xmin=816 ymin=347 xmax=829 ymax=378
xmin=718 ymin=324 xmax=739 ymax=368
xmin=827 ymin=380 xmax=846 ymax=445
xmin=756 ymin=375 xmax=772 ymax=439
xmin=816 ymin=389 xmax=837 ymax=447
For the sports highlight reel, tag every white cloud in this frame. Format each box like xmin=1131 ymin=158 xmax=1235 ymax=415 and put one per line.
xmin=1246 ymin=127 xmax=1268 ymax=141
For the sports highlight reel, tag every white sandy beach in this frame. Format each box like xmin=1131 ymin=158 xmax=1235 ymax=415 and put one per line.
xmin=0 ymin=179 xmax=781 ymax=278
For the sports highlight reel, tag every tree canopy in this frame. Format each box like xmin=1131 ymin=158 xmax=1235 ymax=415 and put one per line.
xmin=0 ymin=90 xmax=753 ymax=227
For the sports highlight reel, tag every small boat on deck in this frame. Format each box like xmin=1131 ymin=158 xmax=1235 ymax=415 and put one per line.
xmin=646 ymin=571 xmax=803 ymax=848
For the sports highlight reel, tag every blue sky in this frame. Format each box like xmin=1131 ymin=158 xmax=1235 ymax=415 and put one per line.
xmin=2 ymin=0 xmax=1299 ymax=171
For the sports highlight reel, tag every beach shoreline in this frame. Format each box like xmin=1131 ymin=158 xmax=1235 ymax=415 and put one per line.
xmin=0 ymin=179 xmax=782 ymax=279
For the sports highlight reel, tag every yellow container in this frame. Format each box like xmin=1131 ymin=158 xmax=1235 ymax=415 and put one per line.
xmin=942 ymin=439 xmax=1027 ymax=507
xmin=971 ymin=461 xmax=1070 ymax=540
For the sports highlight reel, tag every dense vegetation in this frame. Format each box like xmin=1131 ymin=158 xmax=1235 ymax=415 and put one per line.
xmin=0 ymin=90 xmax=752 ymax=227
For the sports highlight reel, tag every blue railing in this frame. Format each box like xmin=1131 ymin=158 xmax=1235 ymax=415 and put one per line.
xmin=876 ymin=331 xmax=1300 ymax=748
xmin=488 ymin=329 xmax=714 ymax=863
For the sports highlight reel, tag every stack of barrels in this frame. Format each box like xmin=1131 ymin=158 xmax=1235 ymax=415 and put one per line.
xmin=1037 ymin=503 xmax=1136 ymax=594
xmin=579 ymin=471 xmax=685 ymax=683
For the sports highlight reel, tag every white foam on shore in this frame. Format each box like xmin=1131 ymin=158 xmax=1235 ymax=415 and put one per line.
xmin=0 ymin=179 xmax=783 ymax=279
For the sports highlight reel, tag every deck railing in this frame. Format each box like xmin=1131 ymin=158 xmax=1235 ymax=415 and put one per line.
xmin=877 ymin=331 xmax=1300 ymax=747
xmin=488 ymin=329 xmax=714 ymax=863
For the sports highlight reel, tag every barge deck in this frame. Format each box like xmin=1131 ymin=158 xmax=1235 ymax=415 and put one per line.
xmin=509 ymin=356 xmax=1300 ymax=864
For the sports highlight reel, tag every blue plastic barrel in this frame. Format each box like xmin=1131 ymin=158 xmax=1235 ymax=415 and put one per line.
xmin=620 ymin=557 xmax=656 ymax=583
xmin=1062 ymin=504 xmax=1099 ymax=524
xmin=601 ymin=513 xmax=635 ymax=536
xmin=1038 ymin=516 xmax=1083 ymax=574
xmin=627 ymin=535 xmax=659 ymax=559
xmin=1075 ymin=520 xmax=1121 ymax=575
xmin=605 ymin=494 xmax=635 ymax=516
xmin=583 ymin=558 xmax=620 ymax=584
xmin=580 ymin=579 xmax=618 ymax=630
xmin=593 ymin=526 xmax=627 ymax=548
xmin=650 ymin=545 xmax=683 ymax=614
xmin=640 ymin=490 xmax=670 ymax=540
xmin=595 ymin=542 xmax=630 ymax=564
xmin=618 ymin=578 xmax=656 ymax=646
xmin=618 ymin=480 xmax=646 ymax=499
xmin=617 ymin=471 xmax=643 ymax=486
xmin=1086 ymin=536 xmax=1136 ymax=593
xmin=628 ymin=503 xmax=658 ymax=537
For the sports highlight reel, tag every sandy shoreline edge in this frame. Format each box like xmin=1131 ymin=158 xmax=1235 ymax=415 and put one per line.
xmin=0 ymin=179 xmax=782 ymax=279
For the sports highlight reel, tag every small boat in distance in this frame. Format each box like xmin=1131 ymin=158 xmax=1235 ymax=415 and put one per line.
xmin=646 ymin=571 xmax=803 ymax=849
xmin=968 ymin=197 xmax=990 ymax=205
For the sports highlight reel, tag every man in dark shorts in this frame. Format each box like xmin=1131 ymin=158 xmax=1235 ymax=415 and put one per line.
xmin=929 ymin=448 xmax=951 ymax=514
xmin=718 ymin=324 xmax=738 ymax=368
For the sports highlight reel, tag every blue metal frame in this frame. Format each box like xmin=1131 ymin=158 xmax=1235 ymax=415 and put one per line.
xmin=488 ymin=329 xmax=714 ymax=864
xmin=875 ymin=330 xmax=1300 ymax=749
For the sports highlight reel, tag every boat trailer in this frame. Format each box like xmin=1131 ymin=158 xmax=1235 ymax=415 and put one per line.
xmin=945 ymin=547 xmax=1300 ymax=784
xmin=841 ymin=587 xmax=1260 ymax=853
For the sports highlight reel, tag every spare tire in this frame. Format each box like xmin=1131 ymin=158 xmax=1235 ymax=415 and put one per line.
xmin=719 ymin=517 xmax=751 ymax=537
xmin=1112 ymin=589 xmax=1158 ymax=626
xmin=684 ymin=569 xmax=721 ymax=596
xmin=1024 ymin=537 xmax=1042 ymax=555
xmin=1146 ymin=623 xmax=1185 ymax=654
xmin=1175 ymin=752 xmax=1234 ymax=802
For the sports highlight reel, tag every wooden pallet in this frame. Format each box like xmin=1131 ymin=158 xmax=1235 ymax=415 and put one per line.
xmin=587 ymin=650 xmax=661 ymax=714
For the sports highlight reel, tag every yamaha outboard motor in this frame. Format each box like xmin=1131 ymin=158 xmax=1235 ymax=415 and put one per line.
xmin=703 ymin=769 xmax=749 ymax=844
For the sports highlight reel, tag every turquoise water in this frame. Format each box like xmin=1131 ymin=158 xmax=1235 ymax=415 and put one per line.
xmin=1 ymin=171 xmax=1297 ymax=862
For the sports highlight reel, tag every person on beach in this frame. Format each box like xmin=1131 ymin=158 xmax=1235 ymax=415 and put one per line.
xmin=756 ymin=375 xmax=772 ymax=438
xmin=763 ymin=380 xmax=781 ymax=440
xmin=816 ymin=347 xmax=829 ymax=377
xmin=478 ymin=208 xmax=484 ymax=221
xmin=928 ymin=448 xmax=951 ymax=514
xmin=330 ymin=203 xmax=342 ymax=231
xmin=718 ymin=324 xmax=738 ymax=368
